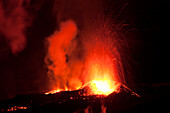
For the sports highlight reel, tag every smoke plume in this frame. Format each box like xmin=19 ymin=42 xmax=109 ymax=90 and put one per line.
xmin=0 ymin=0 xmax=32 ymax=54
xmin=45 ymin=20 xmax=81 ymax=90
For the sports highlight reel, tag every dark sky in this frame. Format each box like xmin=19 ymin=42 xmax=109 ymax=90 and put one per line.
xmin=0 ymin=0 xmax=161 ymax=101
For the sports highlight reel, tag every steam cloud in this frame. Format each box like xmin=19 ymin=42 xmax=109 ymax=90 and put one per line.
xmin=46 ymin=20 xmax=82 ymax=90
xmin=0 ymin=0 xmax=32 ymax=54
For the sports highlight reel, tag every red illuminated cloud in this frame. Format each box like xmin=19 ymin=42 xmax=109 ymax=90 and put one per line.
xmin=0 ymin=0 xmax=31 ymax=54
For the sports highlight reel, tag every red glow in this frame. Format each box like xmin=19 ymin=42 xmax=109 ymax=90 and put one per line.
xmin=5 ymin=106 xmax=27 ymax=112
xmin=45 ymin=19 xmax=124 ymax=95
xmin=89 ymin=79 xmax=120 ymax=96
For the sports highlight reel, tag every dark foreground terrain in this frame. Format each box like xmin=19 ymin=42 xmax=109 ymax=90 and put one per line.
xmin=0 ymin=83 xmax=168 ymax=113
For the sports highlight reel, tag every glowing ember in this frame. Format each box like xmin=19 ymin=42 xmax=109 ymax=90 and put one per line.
xmin=3 ymin=106 xmax=28 ymax=112
xmin=45 ymin=87 xmax=73 ymax=95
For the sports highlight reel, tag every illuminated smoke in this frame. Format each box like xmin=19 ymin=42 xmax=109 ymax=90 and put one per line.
xmin=45 ymin=20 xmax=81 ymax=90
xmin=45 ymin=0 xmax=126 ymax=92
xmin=0 ymin=0 xmax=31 ymax=54
xmin=45 ymin=20 xmax=125 ymax=92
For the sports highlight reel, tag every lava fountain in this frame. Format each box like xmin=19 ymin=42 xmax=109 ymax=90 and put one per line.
xmin=45 ymin=18 xmax=125 ymax=96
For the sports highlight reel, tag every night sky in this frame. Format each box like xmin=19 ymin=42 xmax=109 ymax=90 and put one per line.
xmin=0 ymin=0 xmax=161 ymax=101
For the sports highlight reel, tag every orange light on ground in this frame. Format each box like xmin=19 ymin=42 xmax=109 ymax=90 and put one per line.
xmin=45 ymin=86 xmax=72 ymax=95
xmin=45 ymin=89 xmax=60 ymax=95
xmin=5 ymin=106 xmax=28 ymax=112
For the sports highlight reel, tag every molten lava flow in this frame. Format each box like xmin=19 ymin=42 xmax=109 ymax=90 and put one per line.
xmin=45 ymin=89 xmax=60 ymax=95
xmin=45 ymin=87 xmax=71 ymax=95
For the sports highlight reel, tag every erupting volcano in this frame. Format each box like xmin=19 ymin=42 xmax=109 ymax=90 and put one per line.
xmin=45 ymin=18 xmax=125 ymax=96
xmin=0 ymin=0 xmax=161 ymax=112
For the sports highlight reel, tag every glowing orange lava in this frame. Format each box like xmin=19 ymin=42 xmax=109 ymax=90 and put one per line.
xmin=90 ymin=80 xmax=115 ymax=96
xmin=84 ymin=75 xmax=121 ymax=96
xmin=4 ymin=106 xmax=28 ymax=112
xmin=45 ymin=89 xmax=60 ymax=95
